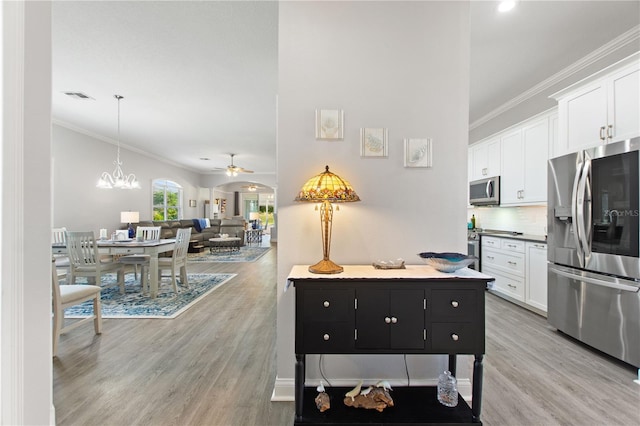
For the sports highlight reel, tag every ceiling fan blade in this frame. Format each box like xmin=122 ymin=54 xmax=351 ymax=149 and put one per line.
xmin=236 ymin=168 xmax=254 ymax=173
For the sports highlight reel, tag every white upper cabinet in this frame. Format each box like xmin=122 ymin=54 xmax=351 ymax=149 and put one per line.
xmin=470 ymin=137 xmax=500 ymax=181
xmin=552 ymin=53 xmax=639 ymax=157
xmin=608 ymin=63 xmax=640 ymax=142
xmin=500 ymin=114 xmax=551 ymax=206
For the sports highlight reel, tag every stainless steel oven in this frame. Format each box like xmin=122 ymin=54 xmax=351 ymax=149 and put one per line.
xmin=467 ymin=231 xmax=480 ymax=270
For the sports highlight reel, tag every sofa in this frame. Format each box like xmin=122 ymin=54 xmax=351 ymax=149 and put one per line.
xmin=130 ymin=218 xmax=247 ymax=248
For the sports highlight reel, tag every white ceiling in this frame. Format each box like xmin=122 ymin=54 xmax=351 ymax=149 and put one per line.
xmin=52 ymin=1 xmax=640 ymax=176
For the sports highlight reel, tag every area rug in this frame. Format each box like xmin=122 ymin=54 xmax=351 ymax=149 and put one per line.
xmin=62 ymin=273 xmax=236 ymax=319
xmin=188 ymin=246 xmax=271 ymax=263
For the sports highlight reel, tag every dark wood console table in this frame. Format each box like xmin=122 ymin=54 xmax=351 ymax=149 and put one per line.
xmin=288 ymin=265 xmax=492 ymax=425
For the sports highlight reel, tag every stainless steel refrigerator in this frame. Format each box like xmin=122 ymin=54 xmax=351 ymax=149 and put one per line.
xmin=547 ymin=137 xmax=640 ymax=367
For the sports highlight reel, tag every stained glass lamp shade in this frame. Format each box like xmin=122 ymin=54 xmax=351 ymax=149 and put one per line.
xmin=295 ymin=165 xmax=360 ymax=274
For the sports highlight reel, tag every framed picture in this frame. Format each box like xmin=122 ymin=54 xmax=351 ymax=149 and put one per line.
xmin=404 ymin=138 xmax=433 ymax=168
xmin=315 ymin=109 xmax=344 ymax=140
xmin=360 ymin=128 xmax=388 ymax=157
xmin=189 ymin=200 xmax=197 ymax=207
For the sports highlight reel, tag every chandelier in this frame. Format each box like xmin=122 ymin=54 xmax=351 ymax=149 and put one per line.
xmin=96 ymin=95 xmax=141 ymax=189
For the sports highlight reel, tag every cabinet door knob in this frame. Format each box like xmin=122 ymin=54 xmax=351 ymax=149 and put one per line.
xmin=391 ymin=317 xmax=398 ymax=324
xmin=451 ymin=300 xmax=459 ymax=308
xmin=323 ymin=334 xmax=330 ymax=341
xmin=323 ymin=301 xmax=330 ymax=308
xmin=451 ymin=333 xmax=459 ymax=341
xmin=385 ymin=317 xmax=391 ymax=324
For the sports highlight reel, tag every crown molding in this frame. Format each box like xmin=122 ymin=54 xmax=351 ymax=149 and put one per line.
xmin=52 ymin=118 xmax=200 ymax=174
xmin=470 ymin=25 xmax=640 ymax=131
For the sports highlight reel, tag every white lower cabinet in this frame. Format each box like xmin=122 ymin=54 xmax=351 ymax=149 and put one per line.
xmin=481 ymin=236 xmax=547 ymax=315
xmin=525 ymin=242 xmax=548 ymax=314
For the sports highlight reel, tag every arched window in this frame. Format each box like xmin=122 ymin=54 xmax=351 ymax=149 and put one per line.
xmin=152 ymin=179 xmax=183 ymax=220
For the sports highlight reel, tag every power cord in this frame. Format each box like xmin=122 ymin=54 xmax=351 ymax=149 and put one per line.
xmin=404 ymin=354 xmax=411 ymax=386
xmin=319 ymin=354 xmax=333 ymax=388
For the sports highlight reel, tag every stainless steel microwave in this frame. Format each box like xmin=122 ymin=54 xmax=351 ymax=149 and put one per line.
xmin=469 ymin=176 xmax=500 ymax=206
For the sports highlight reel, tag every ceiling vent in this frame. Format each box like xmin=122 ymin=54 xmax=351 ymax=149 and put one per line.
xmin=63 ymin=91 xmax=94 ymax=100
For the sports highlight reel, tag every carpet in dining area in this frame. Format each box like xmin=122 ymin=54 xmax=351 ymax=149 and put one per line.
xmin=188 ymin=245 xmax=271 ymax=263
xmin=62 ymin=273 xmax=236 ymax=319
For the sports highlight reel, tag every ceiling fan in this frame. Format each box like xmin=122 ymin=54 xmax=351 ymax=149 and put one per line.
xmin=214 ymin=154 xmax=254 ymax=176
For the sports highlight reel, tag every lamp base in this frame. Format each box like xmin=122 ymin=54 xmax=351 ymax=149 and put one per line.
xmin=308 ymin=259 xmax=344 ymax=274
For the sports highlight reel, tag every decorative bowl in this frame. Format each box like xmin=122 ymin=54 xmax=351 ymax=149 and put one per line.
xmin=418 ymin=252 xmax=477 ymax=272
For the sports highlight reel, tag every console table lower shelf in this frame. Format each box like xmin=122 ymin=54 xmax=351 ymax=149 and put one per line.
xmin=295 ymin=386 xmax=477 ymax=426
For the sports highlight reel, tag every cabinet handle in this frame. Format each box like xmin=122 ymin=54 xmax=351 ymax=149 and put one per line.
xmin=508 ymin=261 xmax=517 ymax=265
xmin=385 ymin=317 xmax=391 ymax=324
xmin=323 ymin=301 xmax=330 ymax=308
xmin=599 ymin=126 xmax=606 ymax=141
xmin=487 ymin=255 xmax=495 ymax=260
xmin=323 ymin=334 xmax=330 ymax=341
xmin=391 ymin=317 xmax=398 ymax=324
xmin=451 ymin=333 xmax=459 ymax=341
xmin=507 ymin=284 xmax=517 ymax=289
xmin=507 ymin=244 xmax=516 ymax=248
xmin=607 ymin=125 xmax=613 ymax=140
xmin=451 ymin=300 xmax=459 ymax=308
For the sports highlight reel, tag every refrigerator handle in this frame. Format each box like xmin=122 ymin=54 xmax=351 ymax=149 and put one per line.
xmin=577 ymin=159 xmax=592 ymax=261
xmin=550 ymin=266 xmax=640 ymax=293
xmin=571 ymin=161 xmax=584 ymax=266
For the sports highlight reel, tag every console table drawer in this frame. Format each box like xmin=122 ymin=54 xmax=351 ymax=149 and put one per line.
xmin=430 ymin=289 xmax=477 ymax=320
xmin=302 ymin=288 xmax=352 ymax=321
xmin=302 ymin=322 xmax=352 ymax=353
xmin=431 ymin=323 xmax=479 ymax=353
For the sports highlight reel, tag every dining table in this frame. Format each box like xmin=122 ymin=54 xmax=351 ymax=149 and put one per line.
xmin=53 ymin=238 xmax=176 ymax=299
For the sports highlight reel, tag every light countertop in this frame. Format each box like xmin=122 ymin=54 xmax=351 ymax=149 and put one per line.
xmin=286 ymin=265 xmax=493 ymax=290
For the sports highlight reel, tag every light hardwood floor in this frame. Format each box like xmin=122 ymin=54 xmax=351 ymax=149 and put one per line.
xmin=54 ymin=245 xmax=639 ymax=425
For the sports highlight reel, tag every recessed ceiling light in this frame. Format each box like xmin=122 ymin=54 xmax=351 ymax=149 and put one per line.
xmin=498 ymin=1 xmax=516 ymax=13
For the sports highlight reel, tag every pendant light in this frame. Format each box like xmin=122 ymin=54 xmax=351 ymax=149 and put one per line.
xmin=96 ymin=95 xmax=141 ymax=189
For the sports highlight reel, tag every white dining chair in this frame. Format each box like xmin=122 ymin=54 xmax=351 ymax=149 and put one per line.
xmin=158 ymin=227 xmax=191 ymax=294
xmin=118 ymin=226 xmax=161 ymax=293
xmin=66 ymin=231 xmax=125 ymax=294
xmin=52 ymin=227 xmax=70 ymax=278
xmin=51 ymin=259 xmax=102 ymax=357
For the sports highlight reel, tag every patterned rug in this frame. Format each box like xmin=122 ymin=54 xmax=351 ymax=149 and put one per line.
xmin=63 ymin=273 xmax=236 ymax=319
xmin=188 ymin=246 xmax=271 ymax=263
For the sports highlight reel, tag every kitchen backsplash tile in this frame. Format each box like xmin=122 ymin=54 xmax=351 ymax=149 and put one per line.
xmin=468 ymin=205 xmax=547 ymax=236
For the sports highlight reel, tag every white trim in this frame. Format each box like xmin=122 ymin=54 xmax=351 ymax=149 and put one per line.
xmin=52 ymin=118 xmax=199 ymax=173
xmin=1 ymin=2 xmax=25 ymax=424
xmin=270 ymin=377 xmax=473 ymax=404
xmin=470 ymin=25 xmax=640 ymax=130
xmin=271 ymin=376 xmax=295 ymax=401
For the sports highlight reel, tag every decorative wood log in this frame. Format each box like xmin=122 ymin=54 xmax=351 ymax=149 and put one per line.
xmin=343 ymin=388 xmax=394 ymax=412
xmin=315 ymin=392 xmax=330 ymax=412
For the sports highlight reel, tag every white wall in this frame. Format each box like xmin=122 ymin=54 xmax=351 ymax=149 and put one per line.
xmin=52 ymin=124 xmax=203 ymax=233
xmin=274 ymin=1 xmax=470 ymax=399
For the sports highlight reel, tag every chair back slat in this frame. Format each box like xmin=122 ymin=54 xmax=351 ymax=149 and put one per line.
xmin=66 ymin=231 xmax=99 ymax=266
xmin=174 ymin=228 xmax=192 ymax=260
xmin=136 ymin=226 xmax=161 ymax=241
xmin=52 ymin=227 xmax=67 ymax=244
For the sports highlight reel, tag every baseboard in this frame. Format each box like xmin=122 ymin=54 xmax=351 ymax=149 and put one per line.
xmin=272 ymin=377 xmax=472 ymax=404
xmin=271 ymin=376 xmax=295 ymax=401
